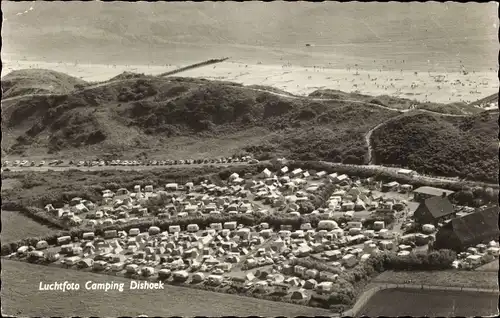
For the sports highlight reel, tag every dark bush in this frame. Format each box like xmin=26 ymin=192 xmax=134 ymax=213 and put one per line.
xmin=371 ymin=112 xmax=498 ymax=183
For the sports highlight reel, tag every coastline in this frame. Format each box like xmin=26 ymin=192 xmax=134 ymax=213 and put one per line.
xmin=2 ymin=59 xmax=497 ymax=104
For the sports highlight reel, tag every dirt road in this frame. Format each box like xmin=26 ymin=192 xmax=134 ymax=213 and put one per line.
xmin=3 ymin=162 xmax=249 ymax=172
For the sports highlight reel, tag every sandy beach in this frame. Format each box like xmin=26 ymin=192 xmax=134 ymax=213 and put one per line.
xmin=179 ymin=61 xmax=498 ymax=104
xmin=2 ymin=59 xmax=497 ymax=104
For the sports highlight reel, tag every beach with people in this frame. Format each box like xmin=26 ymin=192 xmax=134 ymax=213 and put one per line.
xmin=2 ymin=58 xmax=497 ymax=104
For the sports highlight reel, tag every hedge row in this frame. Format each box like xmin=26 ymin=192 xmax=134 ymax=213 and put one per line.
xmin=288 ymin=249 xmax=457 ymax=309
xmin=1 ymin=203 xmax=67 ymax=230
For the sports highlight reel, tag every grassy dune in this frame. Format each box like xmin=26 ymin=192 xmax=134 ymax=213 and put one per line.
xmin=1 ymin=69 xmax=87 ymax=99
xmin=1 ymin=260 xmax=333 ymax=317
xmin=371 ymin=111 xmax=498 ymax=182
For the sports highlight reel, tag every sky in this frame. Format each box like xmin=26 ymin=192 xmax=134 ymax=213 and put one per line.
xmin=2 ymin=1 xmax=498 ymax=71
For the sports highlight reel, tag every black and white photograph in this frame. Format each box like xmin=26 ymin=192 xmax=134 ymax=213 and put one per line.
xmin=1 ymin=1 xmax=499 ymax=317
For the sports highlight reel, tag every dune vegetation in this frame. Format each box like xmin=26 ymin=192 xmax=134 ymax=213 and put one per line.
xmin=370 ymin=111 xmax=498 ymax=182
xmin=2 ymin=70 xmax=497 ymax=183
xmin=1 ymin=69 xmax=88 ymax=99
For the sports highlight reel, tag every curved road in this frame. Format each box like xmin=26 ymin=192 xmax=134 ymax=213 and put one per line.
xmin=2 ymin=162 xmax=249 ymax=172
xmin=365 ymin=122 xmax=388 ymax=165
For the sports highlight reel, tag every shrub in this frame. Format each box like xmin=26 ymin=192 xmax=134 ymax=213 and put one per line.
xmin=298 ymin=201 xmax=315 ymax=214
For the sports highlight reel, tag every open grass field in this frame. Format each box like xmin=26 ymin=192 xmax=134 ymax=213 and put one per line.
xmin=372 ymin=270 xmax=499 ymax=289
xmin=1 ymin=259 xmax=333 ymax=317
xmin=1 ymin=211 xmax=55 ymax=243
xmin=476 ymin=259 xmax=500 ymax=272
xmin=359 ymin=288 xmax=499 ymax=317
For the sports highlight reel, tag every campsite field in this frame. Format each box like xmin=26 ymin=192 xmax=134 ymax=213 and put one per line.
xmin=1 ymin=260 xmax=333 ymax=317
xmin=359 ymin=288 xmax=499 ymax=317
xmin=1 ymin=211 xmax=54 ymax=242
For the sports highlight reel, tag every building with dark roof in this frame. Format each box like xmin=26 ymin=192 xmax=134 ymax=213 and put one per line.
xmin=434 ymin=206 xmax=499 ymax=252
xmin=413 ymin=186 xmax=455 ymax=203
xmin=413 ymin=196 xmax=455 ymax=224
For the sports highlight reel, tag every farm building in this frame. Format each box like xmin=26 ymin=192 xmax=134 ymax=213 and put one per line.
xmin=434 ymin=206 xmax=500 ymax=252
xmin=413 ymin=196 xmax=455 ymax=224
xmin=413 ymin=186 xmax=454 ymax=203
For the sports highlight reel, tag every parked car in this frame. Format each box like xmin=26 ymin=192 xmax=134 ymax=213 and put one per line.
xmin=212 ymin=268 xmax=224 ymax=275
